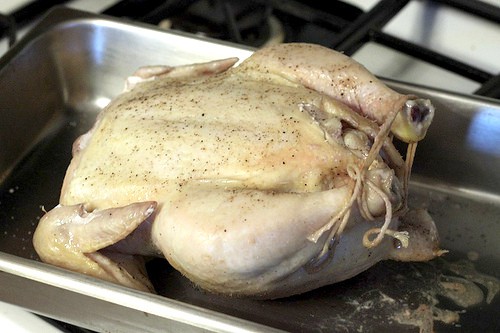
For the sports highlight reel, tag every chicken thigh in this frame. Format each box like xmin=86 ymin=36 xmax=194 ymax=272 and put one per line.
xmin=33 ymin=43 xmax=442 ymax=299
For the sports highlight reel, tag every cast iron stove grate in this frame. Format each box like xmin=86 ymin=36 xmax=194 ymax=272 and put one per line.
xmin=1 ymin=0 xmax=499 ymax=98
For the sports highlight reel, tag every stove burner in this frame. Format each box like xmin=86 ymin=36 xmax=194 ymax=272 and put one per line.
xmin=161 ymin=0 xmax=283 ymax=47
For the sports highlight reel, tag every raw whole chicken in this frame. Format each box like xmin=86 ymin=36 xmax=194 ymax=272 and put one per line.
xmin=33 ymin=43 xmax=443 ymax=299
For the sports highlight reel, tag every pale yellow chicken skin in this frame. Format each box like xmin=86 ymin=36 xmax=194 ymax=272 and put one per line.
xmin=33 ymin=43 xmax=441 ymax=299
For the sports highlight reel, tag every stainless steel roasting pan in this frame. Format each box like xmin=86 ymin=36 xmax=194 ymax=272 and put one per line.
xmin=1 ymin=7 xmax=498 ymax=333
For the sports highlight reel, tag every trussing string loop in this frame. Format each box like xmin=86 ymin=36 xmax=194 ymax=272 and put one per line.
xmin=309 ymin=104 xmax=415 ymax=262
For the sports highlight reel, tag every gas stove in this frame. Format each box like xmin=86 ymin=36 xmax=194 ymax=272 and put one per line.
xmin=1 ymin=0 xmax=499 ymax=98
xmin=0 ymin=1 xmax=499 ymax=332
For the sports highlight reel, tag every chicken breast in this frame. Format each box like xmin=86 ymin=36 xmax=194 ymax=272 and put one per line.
xmin=33 ymin=43 xmax=442 ymax=299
